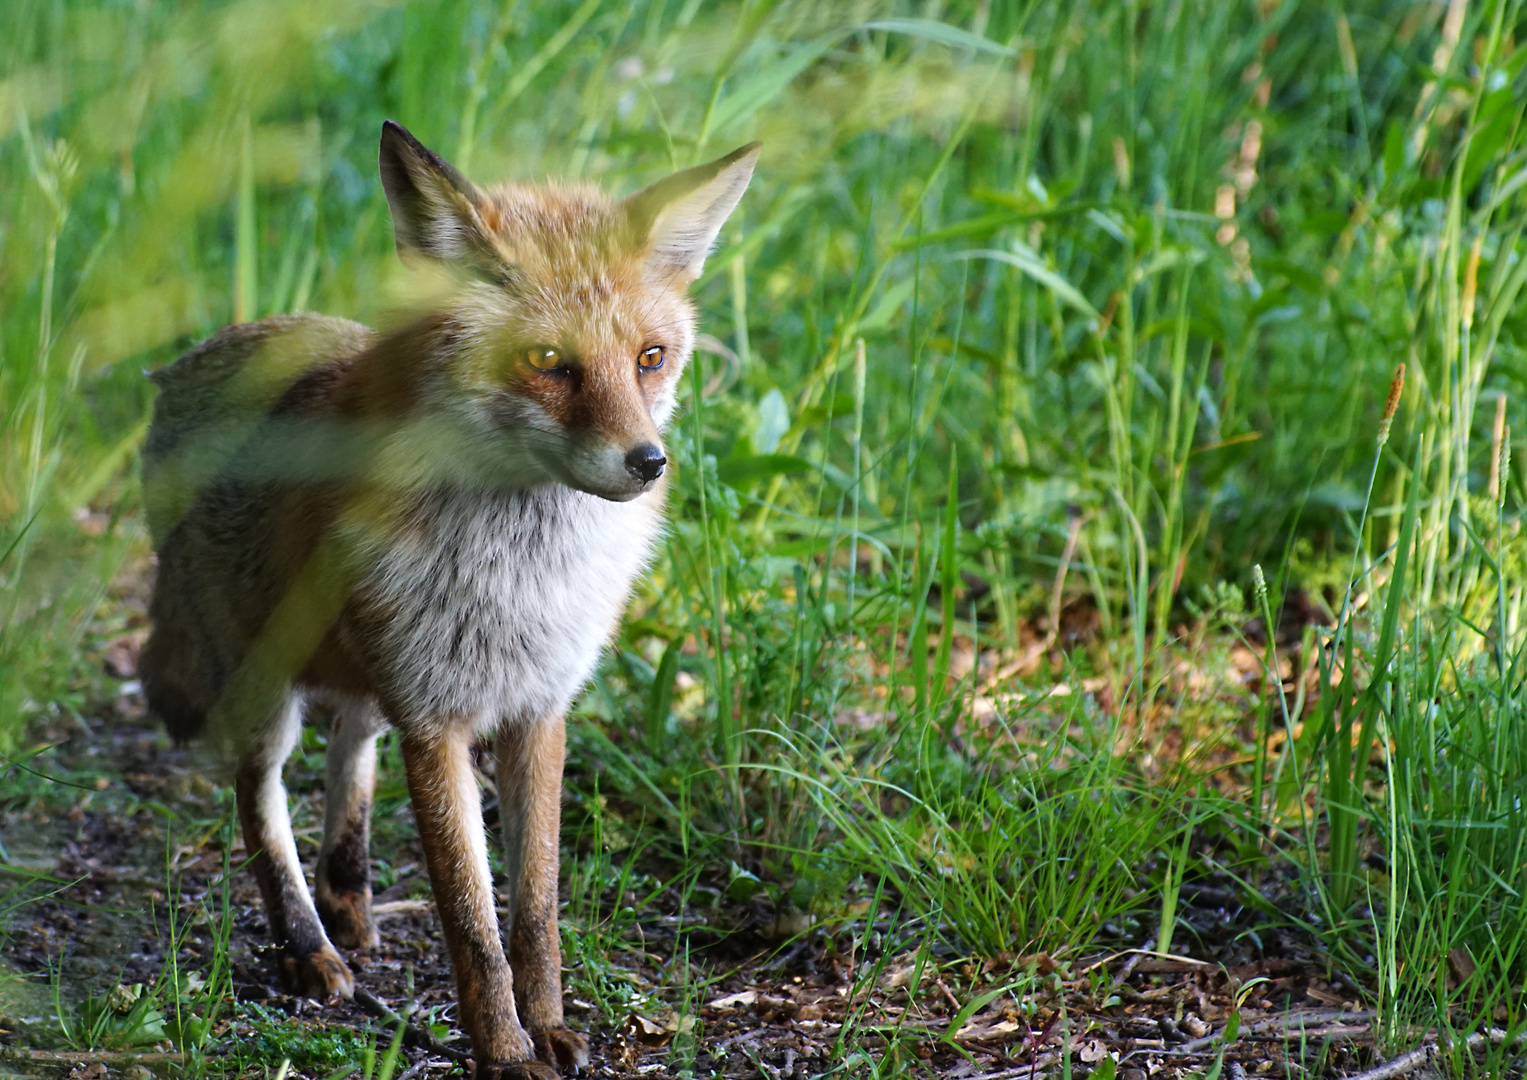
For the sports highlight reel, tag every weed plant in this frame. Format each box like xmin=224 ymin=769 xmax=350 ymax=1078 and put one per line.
xmin=4 ymin=0 xmax=1527 ymax=1069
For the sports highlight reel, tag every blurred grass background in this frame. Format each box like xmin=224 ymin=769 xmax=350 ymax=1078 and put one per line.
xmin=3 ymin=0 xmax=1527 ymax=1068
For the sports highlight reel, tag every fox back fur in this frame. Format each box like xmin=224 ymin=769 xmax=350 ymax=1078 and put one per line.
xmin=139 ymin=122 xmax=758 ymax=1079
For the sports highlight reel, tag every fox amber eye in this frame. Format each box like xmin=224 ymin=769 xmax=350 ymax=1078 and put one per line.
xmin=526 ymin=347 xmax=561 ymax=371
xmin=638 ymin=346 xmax=664 ymax=373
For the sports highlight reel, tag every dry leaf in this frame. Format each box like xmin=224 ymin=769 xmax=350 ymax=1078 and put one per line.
xmin=622 ymin=1008 xmax=694 ymax=1047
xmin=760 ymin=909 xmax=814 ymax=939
xmin=1448 ymin=946 xmax=1477 ymax=985
xmin=1078 ymin=1038 xmax=1114 ymax=1064
xmin=706 ymin=989 xmax=757 ymax=1010
xmin=956 ymin=1017 xmax=1024 ymax=1043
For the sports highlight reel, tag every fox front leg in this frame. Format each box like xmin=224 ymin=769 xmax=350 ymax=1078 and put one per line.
xmin=233 ymin=693 xmax=355 ymax=1000
xmin=400 ymin=725 xmax=555 ymax=1079
xmin=315 ymin=700 xmax=385 ymax=950
xmin=496 ymin=716 xmax=588 ymax=1074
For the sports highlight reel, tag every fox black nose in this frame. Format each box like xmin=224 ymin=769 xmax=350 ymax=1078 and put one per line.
xmin=626 ymin=444 xmax=666 ymax=483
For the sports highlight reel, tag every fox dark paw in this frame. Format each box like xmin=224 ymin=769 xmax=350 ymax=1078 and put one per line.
xmin=474 ymin=1062 xmax=559 ymax=1080
xmin=316 ymin=885 xmax=380 ymax=951
xmin=533 ymin=1028 xmax=590 ymax=1074
xmin=282 ymin=945 xmax=355 ymax=1001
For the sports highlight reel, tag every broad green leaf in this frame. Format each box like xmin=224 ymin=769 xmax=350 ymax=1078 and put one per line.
xmin=857 ymin=276 xmax=916 ymax=331
xmin=716 ymin=453 xmax=813 ymax=486
xmin=862 ymin=17 xmax=1017 ymax=57
xmin=952 ymin=244 xmax=1099 ymax=320
xmin=710 ymin=31 xmax=845 ymax=135
xmin=712 ymin=17 xmax=1013 ymax=136
xmin=754 ymin=388 xmax=790 ymax=454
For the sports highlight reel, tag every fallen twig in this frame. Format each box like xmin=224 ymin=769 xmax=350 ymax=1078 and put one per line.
xmin=353 ymin=986 xmax=471 ymax=1063
xmin=936 ymin=979 xmax=963 ymax=1015
xmin=1 ymin=1049 xmax=181 ymax=1066
xmin=1344 ymin=1046 xmax=1437 ymax=1080
xmin=965 ymin=1054 xmax=1060 ymax=1080
xmin=1172 ymin=1010 xmax=1377 ymax=1055
xmin=373 ymin=898 xmax=433 ymax=918
xmin=1342 ymin=1028 xmax=1523 ymax=1080
xmin=1109 ymin=938 xmax=1154 ymax=992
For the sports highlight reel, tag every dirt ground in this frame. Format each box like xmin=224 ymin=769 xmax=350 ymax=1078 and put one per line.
xmin=0 ymin=584 xmax=1441 ymax=1080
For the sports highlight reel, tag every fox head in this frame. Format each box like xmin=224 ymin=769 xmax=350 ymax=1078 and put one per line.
xmin=377 ymin=121 xmax=759 ymax=502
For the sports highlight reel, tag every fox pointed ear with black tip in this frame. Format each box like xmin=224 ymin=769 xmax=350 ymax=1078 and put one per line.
xmin=626 ymin=142 xmax=761 ymax=285
xmin=378 ymin=120 xmax=497 ymax=265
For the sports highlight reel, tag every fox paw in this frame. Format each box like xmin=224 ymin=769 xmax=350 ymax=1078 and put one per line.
xmin=316 ymin=886 xmax=380 ymax=951
xmin=532 ymin=1028 xmax=590 ymax=1074
xmin=474 ymin=1062 xmax=558 ymax=1080
xmin=282 ymin=945 xmax=355 ymax=1001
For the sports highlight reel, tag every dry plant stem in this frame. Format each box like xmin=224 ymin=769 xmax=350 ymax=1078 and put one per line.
xmin=1048 ymin=510 xmax=1085 ymax=646
xmin=353 ymin=986 xmax=472 ymax=1063
xmin=994 ymin=506 xmax=1088 ymax=679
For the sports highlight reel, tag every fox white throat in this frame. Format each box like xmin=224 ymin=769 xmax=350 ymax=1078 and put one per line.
xmin=351 ymin=481 xmax=664 ymax=735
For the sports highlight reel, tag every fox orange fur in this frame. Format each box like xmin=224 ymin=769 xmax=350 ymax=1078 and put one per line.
xmin=138 ymin=121 xmax=759 ymax=1078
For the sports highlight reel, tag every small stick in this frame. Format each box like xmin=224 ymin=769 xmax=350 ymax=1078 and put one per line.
xmin=1341 ymin=1028 xmax=1522 ymax=1080
xmin=353 ymin=986 xmax=471 ymax=1063
xmin=936 ymin=979 xmax=963 ymax=1015
xmin=1171 ymin=1010 xmax=1377 ymax=1055
xmin=964 ymin=1055 xmax=1060 ymax=1080
xmin=1109 ymin=937 xmax=1153 ymax=991
xmin=1342 ymin=1043 xmax=1437 ymax=1080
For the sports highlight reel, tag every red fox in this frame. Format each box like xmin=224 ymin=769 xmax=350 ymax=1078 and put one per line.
xmin=138 ymin=121 xmax=758 ymax=1078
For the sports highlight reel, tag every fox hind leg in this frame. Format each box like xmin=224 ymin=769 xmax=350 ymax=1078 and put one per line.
xmin=316 ymin=699 xmax=385 ymax=950
xmin=234 ymin=692 xmax=354 ymax=1000
xmin=496 ymin=715 xmax=588 ymax=1074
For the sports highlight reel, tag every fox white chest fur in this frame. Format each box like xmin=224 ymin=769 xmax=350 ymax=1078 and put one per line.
xmin=352 ymin=484 xmax=662 ymax=732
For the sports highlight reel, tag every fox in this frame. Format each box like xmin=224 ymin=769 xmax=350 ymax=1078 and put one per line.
xmin=137 ymin=121 xmax=759 ymax=1079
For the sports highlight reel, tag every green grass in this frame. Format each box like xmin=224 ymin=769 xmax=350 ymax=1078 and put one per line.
xmin=5 ymin=0 xmax=1527 ymax=1072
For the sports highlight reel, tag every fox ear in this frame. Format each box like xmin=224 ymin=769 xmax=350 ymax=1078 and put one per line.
xmin=379 ymin=120 xmax=493 ymax=263
xmin=626 ymin=142 xmax=760 ymax=283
